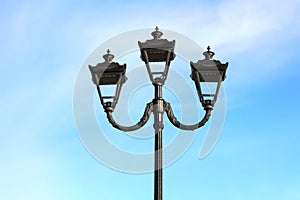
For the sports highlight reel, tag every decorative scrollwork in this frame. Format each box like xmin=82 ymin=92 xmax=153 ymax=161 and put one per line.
xmin=164 ymin=101 xmax=212 ymax=131
xmin=105 ymin=102 xmax=153 ymax=132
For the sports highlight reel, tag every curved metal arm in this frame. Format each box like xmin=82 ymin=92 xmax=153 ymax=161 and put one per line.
xmin=105 ymin=102 xmax=153 ymax=132
xmin=164 ymin=101 xmax=212 ymax=131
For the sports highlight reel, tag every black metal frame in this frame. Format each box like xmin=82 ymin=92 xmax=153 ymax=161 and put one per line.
xmin=88 ymin=27 xmax=228 ymax=200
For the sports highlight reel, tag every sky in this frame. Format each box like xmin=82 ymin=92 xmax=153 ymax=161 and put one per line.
xmin=1 ymin=0 xmax=300 ymax=199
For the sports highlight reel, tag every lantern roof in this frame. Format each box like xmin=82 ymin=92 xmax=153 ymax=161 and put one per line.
xmin=190 ymin=46 xmax=228 ymax=82
xmin=88 ymin=50 xmax=127 ymax=85
xmin=138 ymin=26 xmax=176 ymax=62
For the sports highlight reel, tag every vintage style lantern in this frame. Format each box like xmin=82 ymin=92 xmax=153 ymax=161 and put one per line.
xmin=138 ymin=26 xmax=176 ymax=83
xmin=190 ymin=46 xmax=228 ymax=107
xmin=88 ymin=49 xmax=127 ymax=110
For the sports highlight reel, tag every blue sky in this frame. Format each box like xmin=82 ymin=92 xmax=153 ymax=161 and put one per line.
xmin=1 ymin=0 xmax=300 ymax=199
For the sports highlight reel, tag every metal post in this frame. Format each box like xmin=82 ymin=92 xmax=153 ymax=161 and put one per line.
xmin=154 ymin=129 xmax=163 ymax=200
xmin=153 ymin=81 xmax=164 ymax=200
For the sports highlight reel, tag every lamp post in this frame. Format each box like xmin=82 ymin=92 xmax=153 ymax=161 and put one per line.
xmin=88 ymin=27 xmax=229 ymax=200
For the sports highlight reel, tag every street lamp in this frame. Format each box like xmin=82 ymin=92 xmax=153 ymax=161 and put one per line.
xmin=88 ymin=27 xmax=229 ymax=200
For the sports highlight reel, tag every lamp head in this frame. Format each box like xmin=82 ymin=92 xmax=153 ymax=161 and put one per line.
xmin=88 ymin=50 xmax=127 ymax=110
xmin=190 ymin=46 xmax=229 ymax=107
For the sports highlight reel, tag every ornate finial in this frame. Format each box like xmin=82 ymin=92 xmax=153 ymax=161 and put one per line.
xmin=203 ymin=46 xmax=215 ymax=60
xmin=151 ymin=26 xmax=163 ymax=39
xmin=103 ymin=49 xmax=114 ymax=63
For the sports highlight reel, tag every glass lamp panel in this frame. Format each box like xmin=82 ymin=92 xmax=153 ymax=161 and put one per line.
xmin=199 ymin=82 xmax=219 ymax=101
